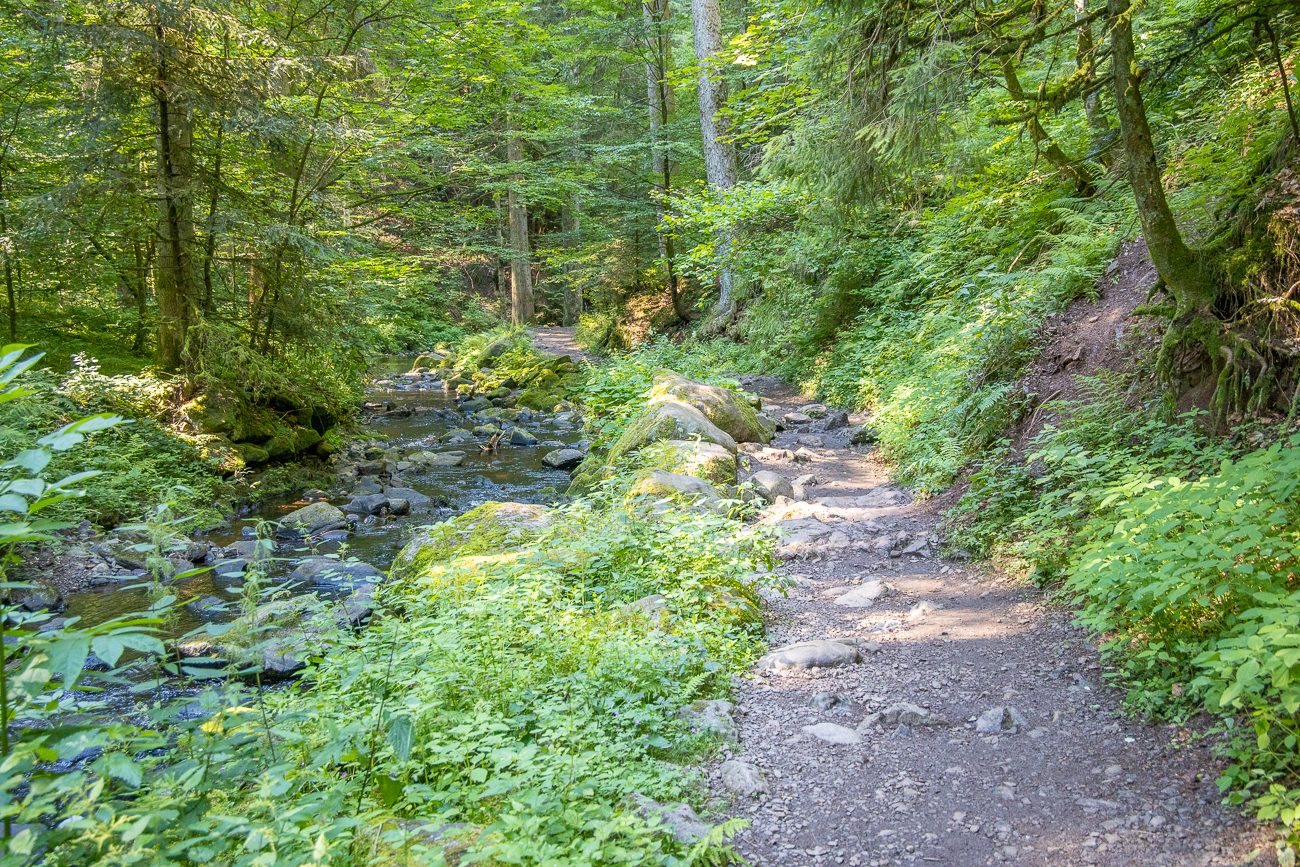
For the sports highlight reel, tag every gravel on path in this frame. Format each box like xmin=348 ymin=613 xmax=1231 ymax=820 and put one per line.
xmin=708 ymin=376 xmax=1272 ymax=867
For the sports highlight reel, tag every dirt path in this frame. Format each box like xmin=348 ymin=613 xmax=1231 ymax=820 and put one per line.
xmin=529 ymin=326 xmax=601 ymax=364
xmin=710 ymin=377 xmax=1271 ymax=867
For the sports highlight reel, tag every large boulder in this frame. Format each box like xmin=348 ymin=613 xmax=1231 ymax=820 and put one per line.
xmin=648 ymin=370 xmax=771 ymax=444
xmin=289 ymin=557 xmax=385 ymax=586
xmin=630 ymin=470 xmax=722 ymax=506
xmin=607 ymin=400 xmax=737 ymax=464
xmin=390 ymin=502 xmax=553 ymax=582
xmin=542 ymin=448 xmax=585 ymax=470
xmin=659 ymin=440 xmax=737 ymax=484
xmin=750 ymin=470 xmax=794 ymax=502
xmin=280 ymin=501 xmax=346 ymax=534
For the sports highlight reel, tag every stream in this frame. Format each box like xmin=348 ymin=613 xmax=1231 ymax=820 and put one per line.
xmin=57 ymin=355 xmax=587 ymax=715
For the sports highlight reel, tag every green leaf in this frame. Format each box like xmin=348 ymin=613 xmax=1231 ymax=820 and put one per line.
xmin=6 ymin=449 xmax=50 ymax=473
xmin=387 ymin=716 xmax=413 ymax=763
xmin=46 ymin=635 xmax=91 ymax=685
xmin=106 ymin=752 xmax=143 ymax=787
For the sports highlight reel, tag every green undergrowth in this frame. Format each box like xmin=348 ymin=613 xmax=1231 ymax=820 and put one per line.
xmin=688 ymin=190 xmax=1129 ymax=495
xmin=578 ymin=337 xmax=751 ymax=446
xmin=7 ymin=341 xmax=773 ymax=866
xmin=0 ymin=355 xmax=230 ymax=528
xmin=947 ymin=374 xmax=1300 ymax=840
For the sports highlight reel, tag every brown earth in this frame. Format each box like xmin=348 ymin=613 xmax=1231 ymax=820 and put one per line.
xmin=701 ymin=378 xmax=1273 ymax=867
xmin=1012 ymin=238 xmax=1165 ymax=446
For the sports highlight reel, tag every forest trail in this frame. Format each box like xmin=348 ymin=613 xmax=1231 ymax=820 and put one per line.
xmin=529 ymin=326 xmax=601 ymax=364
xmin=710 ymin=377 xmax=1272 ymax=867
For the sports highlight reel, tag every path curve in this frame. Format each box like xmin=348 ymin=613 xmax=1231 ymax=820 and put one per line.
xmin=712 ymin=380 xmax=1269 ymax=867
xmin=529 ymin=326 xmax=601 ymax=364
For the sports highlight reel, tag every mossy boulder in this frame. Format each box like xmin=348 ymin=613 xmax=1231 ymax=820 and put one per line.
xmin=648 ymin=370 xmax=771 ymax=444
xmin=473 ymin=336 xmax=515 ymax=369
xmin=566 ymin=454 xmax=608 ymax=495
xmin=412 ymin=353 xmax=443 ymax=370
xmin=607 ymin=400 xmax=738 ymax=464
xmin=629 ymin=469 xmax=722 ymax=505
xmin=266 ymin=426 xmax=323 ymax=461
xmin=235 ymin=441 xmax=270 ymax=466
xmin=314 ymin=428 xmax=346 ymax=457
xmin=517 ymin=387 xmax=561 ymax=411
xmin=390 ymin=502 xmax=554 ymax=583
xmin=659 ymin=440 xmax=738 ymax=484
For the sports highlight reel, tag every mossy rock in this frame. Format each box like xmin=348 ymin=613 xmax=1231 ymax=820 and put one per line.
xmin=565 ymin=454 xmax=608 ymax=495
xmin=517 ymin=388 xmax=561 ymax=411
xmin=628 ymin=469 xmax=722 ymax=507
xmin=648 ymin=369 xmax=771 ymax=444
xmin=413 ymin=354 xmax=441 ymax=370
xmin=314 ymin=428 xmax=345 ymax=457
xmin=473 ymin=336 xmax=515 ymax=369
xmin=657 ymin=440 xmax=738 ymax=484
xmin=535 ymin=371 xmax=562 ymax=390
xmin=266 ymin=426 xmax=323 ymax=461
xmin=235 ymin=441 xmax=270 ymax=466
xmin=607 ymin=400 xmax=738 ymax=465
xmin=390 ymin=502 xmax=554 ymax=583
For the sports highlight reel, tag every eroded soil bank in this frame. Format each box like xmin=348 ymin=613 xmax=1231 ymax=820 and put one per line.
xmin=710 ymin=376 xmax=1272 ymax=867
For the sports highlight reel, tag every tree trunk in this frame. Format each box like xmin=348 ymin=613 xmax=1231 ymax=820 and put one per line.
xmin=1107 ymin=0 xmax=1211 ymax=314
xmin=1 ymin=210 xmax=14 ymax=344
xmin=561 ymin=201 xmax=583 ymax=325
xmin=201 ymin=118 xmax=223 ymax=315
xmin=493 ymin=190 xmax=507 ymax=316
xmin=133 ymin=236 xmax=149 ymax=353
xmin=690 ymin=0 xmax=738 ymax=315
xmin=647 ymin=0 xmax=689 ymax=323
xmin=153 ymin=22 xmax=197 ymax=371
xmin=507 ymin=131 xmax=534 ymax=326
xmin=1076 ymin=0 xmax=1106 ymax=130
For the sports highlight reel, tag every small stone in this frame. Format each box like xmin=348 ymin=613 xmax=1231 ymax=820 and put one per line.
xmin=783 ymin=412 xmax=812 ymax=425
xmin=802 ymin=722 xmax=862 ymax=745
xmin=907 ymin=600 xmax=941 ymax=621
xmin=808 ymin=692 xmax=848 ymax=711
xmin=860 ymin=702 xmax=947 ymax=730
xmin=793 ymin=473 xmax=818 ymax=487
xmin=720 ymin=760 xmax=769 ymax=796
xmin=833 ymin=580 xmax=894 ymax=608
xmin=975 ymin=706 xmax=1028 ymax=734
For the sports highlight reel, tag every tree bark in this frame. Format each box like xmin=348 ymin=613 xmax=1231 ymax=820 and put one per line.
xmin=646 ymin=0 xmax=688 ymax=322
xmin=561 ymin=201 xmax=583 ymax=325
xmin=507 ymin=130 xmax=534 ymax=326
xmin=1 ymin=209 xmax=14 ymax=344
xmin=1075 ymin=0 xmax=1105 ymax=130
xmin=153 ymin=22 xmax=197 ymax=371
xmin=202 ymin=118 xmax=223 ymax=315
xmin=1107 ymin=0 xmax=1211 ymax=314
xmin=690 ymin=0 xmax=738 ymax=314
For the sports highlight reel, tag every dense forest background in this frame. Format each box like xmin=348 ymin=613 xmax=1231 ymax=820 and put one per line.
xmin=3 ymin=0 xmax=1298 ymax=486
xmin=5 ymin=0 xmax=1300 ymax=861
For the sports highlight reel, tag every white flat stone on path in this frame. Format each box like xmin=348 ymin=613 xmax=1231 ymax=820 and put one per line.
xmin=833 ymin=580 xmax=894 ymax=607
xmin=756 ymin=640 xmax=861 ymax=672
xmin=802 ymin=722 xmax=862 ymax=745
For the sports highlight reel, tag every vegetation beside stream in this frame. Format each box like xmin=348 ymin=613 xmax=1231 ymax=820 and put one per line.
xmin=2 ymin=340 xmax=772 ymax=867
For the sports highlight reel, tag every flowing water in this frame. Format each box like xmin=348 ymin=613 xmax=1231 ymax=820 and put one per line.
xmin=56 ymin=356 xmax=585 ymax=715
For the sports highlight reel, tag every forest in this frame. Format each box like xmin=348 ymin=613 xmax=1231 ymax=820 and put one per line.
xmin=3 ymin=0 xmax=1300 ymax=863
